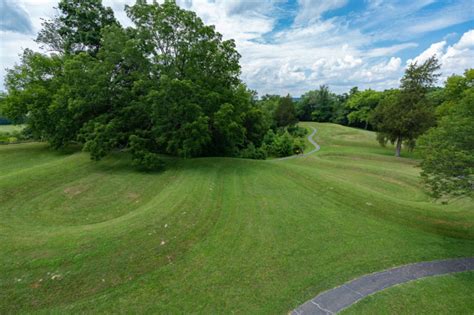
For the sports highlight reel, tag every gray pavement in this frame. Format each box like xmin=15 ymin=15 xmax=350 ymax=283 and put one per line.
xmin=292 ymin=257 xmax=474 ymax=314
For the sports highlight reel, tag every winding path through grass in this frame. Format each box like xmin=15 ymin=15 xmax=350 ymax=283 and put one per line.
xmin=277 ymin=127 xmax=320 ymax=160
xmin=292 ymin=257 xmax=474 ymax=314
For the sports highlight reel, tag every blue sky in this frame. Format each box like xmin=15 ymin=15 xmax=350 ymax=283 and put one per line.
xmin=1 ymin=0 xmax=473 ymax=95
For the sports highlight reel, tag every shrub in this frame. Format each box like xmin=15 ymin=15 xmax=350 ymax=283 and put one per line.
xmin=0 ymin=130 xmax=29 ymax=144
xmin=129 ymin=135 xmax=164 ymax=171
xmin=287 ymin=125 xmax=308 ymax=138
xmin=132 ymin=151 xmax=165 ymax=171
xmin=240 ymin=143 xmax=267 ymax=160
xmin=271 ymin=131 xmax=294 ymax=157
xmin=293 ymin=138 xmax=306 ymax=154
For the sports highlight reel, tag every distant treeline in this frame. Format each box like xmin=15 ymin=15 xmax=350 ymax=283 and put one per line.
xmin=0 ymin=117 xmax=11 ymax=125
xmin=0 ymin=93 xmax=10 ymax=125
xmin=263 ymin=82 xmax=449 ymax=132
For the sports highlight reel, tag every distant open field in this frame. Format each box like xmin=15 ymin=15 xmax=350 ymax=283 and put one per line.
xmin=1 ymin=122 xmax=472 ymax=313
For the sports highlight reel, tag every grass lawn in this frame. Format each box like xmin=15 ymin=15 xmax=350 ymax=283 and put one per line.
xmin=342 ymin=271 xmax=474 ymax=314
xmin=1 ymin=122 xmax=473 ymax=313
xmin=0 ymin=124 xmax=25 ymax=133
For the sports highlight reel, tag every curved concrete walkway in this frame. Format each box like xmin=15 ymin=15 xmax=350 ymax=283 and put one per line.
xmin=292 ymin=257 xmax=474 ymax=314
xmin=277 ymin=127 xmax=320 ymax=161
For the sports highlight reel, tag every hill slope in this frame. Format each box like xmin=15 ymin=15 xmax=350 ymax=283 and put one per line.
xmin=1 ymin=123 xmax=473 ymax=313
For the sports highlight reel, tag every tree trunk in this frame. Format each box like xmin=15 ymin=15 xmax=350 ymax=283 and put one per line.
xmin=364 ymin=120 xmax=368 ymax=130
xmin=395 ymin=137 xmax=402 ymax=157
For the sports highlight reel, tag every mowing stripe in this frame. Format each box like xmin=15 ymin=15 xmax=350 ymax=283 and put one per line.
xmin=292 ymin=257 xmax=474 ymax=314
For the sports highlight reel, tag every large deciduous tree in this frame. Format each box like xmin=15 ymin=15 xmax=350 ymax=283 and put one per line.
xmin=2 ymin=0 xmax=278 ymax=169
xmin=371 ymin=56 xmax=440 ymax=157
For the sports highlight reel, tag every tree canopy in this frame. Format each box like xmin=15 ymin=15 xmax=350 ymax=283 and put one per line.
xmin=371 ymin=57 xmax=440 ymax=157
xmin=346 ymin=89 xmax=381 ymax=129
xmin=36 ymin=0 xmax=118 ymax=54
xmin=297 ymin=85 xmax=338 ymax=122
xmin=274 ymin=95 xmax=297 ymax=127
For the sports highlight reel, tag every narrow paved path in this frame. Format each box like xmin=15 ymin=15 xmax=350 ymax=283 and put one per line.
xmin=277 ymin=127 xmax=320 ymax=161
xmin=292 ymin=257 xmax=474 ymax=314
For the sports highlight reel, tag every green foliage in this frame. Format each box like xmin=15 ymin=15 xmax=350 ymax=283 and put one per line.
xmin=258 ymin=94 xmax=281 ymax=116
xmin=2 ymin=49 xmax=63 ymax=142
xmin=262 ymin=129 xmax=305 ymax=157
xmin=287 ymin=125 xmax=308 ymax=138
xmin=129 ymin=135 xmax=165 ymax=171
xmin=242 ymin=106 xmax=270 ymax=147
xmin=0 ymin=129 xmax=30 ymax=144
xmin=311 ymin=85 xmax=339 ymax=122
xmin=436 ymin=69 xmax=474 ymax=117
xmin=371 ymin=57 xmax=440 ymax=157
xmin=292 ymin=137 xmax=306 ymax=155
xmin=297 ymin=85 xmax=349 ymax=124
xmin=239 ymin=142 xmax=267 ymax=160
xmin=271 ymin=131 xmax=294 ymax=157
xmin=213 ymin=103 xmax=245 ymax=155
xmin=125 ymin=0 xmax=240 ymax=88
xmin=274 ymin=94 xmax=297 ymax=127
xmin=418 ymin=77 xmax=474 ymax=198
xmin=346 ymin=89 xmax=382 ymax=129
xmin=36 ymin=0 xmax=118 ymax=54
xmin=3 ymin=0 xmax=276 ymax=168
xmin=151 ymin=76 xmax=211 ymax=158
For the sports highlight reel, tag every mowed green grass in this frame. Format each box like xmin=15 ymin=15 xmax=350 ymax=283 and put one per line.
xmin=342 ymin=271 xmax=474 ymax=314
xmin=0 ymin=124 xmax=24 ymax=133
xmin=1 ymin=122 xmax=473 ymax=313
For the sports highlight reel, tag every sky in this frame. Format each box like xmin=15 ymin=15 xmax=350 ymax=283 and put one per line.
xmin=0 ymin=0 xmax=473 ymax=96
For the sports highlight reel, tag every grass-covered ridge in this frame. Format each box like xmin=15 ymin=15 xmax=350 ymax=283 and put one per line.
xmin=1 ymin=122 xmax=473 ymax=313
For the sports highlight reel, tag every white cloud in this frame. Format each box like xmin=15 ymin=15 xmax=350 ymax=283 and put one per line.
xmin=407 ymin=29 xmax=474 ymax=83
xmin=364 ymin=43 xmax=418 ymax=58
xmin=294 ymin=0 xmax=348 ymax=25
xmin=454 ymin=29 xmax=474 ymax=50
xmin=0 ymin=1 xmax=473 ymax=96
xmin=407 ymin=41 xmax=446 ymax=65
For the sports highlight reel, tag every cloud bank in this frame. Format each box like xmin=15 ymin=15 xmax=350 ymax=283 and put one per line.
xmin=1 ymin=0 xmax=473 ymax=95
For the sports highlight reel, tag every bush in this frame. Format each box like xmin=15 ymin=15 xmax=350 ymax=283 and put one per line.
xmin=240 ymin=143 xmax=267 ymax=160
xmin=262 ymin=128 xmax=307 ymax=157
xmin=0 ymin=130 xmax=29 ymax=144
xmin=293 ymin=138 xmax=306 ymax=154
xmin=129 ymin=135 xmax=164 ymax=171
xmin=287 ymin=125 xmax=308 ymax=138
xmin=271 ymin=131 xmax=294 ymax=157
xmin=132 ymin=151 xmax=165 ymax=171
